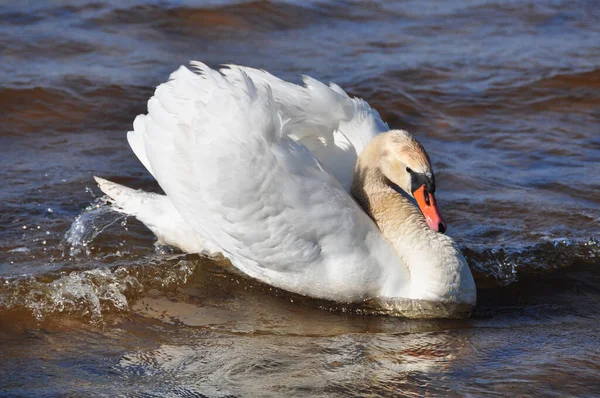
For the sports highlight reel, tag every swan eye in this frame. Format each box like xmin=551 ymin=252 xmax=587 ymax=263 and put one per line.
xmin=406 ymin=167 xmax=413 ymax=173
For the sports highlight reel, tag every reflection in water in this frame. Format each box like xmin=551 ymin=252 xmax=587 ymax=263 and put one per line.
xmin=115 ymin=330 xmax=463 ymax=397
xmin=3 ymin=246 xmax=599 ymax=396
xmin=3 ymin=287 xmax=597 ymax=397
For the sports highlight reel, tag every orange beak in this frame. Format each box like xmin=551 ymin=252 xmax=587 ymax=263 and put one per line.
xmin=413 ymin=184 xmax=447 ymax=233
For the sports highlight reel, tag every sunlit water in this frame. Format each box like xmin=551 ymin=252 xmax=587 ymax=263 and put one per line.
xmin=1 ymin=0 xmax=599 ymax=396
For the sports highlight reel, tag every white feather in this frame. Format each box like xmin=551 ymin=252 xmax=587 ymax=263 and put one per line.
xmin=95 ymin=62 xmax=475 ymax=306
xmin=94 ymin=177 xmax=220 ymax=255
xmin=220 ymin=64 xmax=388 ymax=190
xmin=98 ymin=63 xmax=404 ymax=301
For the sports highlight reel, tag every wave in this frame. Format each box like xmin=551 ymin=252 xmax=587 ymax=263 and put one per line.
xmin=0 ymin=83 xmax=151 ymax=136
xmin=0 ymin=253 xmax=201 ymax=323
xmin=86 ymin=1 xmax=377 ymax=38
xmin=1 ymin=202 xmax=596 ymax=323
xmin=465 ymin=238 xmax=599 ymax=287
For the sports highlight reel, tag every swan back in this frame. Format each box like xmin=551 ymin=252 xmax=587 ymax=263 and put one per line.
xmin=127 ymin=62 xmax=409 ymax=302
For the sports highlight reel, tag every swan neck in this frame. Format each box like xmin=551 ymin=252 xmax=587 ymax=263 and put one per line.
xmin=350 ymin=134 xmax=424 ymax=236
xmin=351 ymin=165 xmax=431 ymax=246
xmin=351 ymin=138 xmax=476 ymax=304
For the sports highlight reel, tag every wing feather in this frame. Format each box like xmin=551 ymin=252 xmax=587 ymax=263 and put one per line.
xmin=220 ymin=64 xmax=389 ymax=190
xmin=133 ymin=62 xmax=405 ymax=300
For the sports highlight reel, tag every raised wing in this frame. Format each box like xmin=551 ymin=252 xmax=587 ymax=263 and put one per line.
xmin=221 ymin=64 xmax=389 ymax=190
xmin=126 ymin=62 xmax=405 ymax=300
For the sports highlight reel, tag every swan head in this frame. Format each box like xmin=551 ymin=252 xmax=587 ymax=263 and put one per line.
xmin=354 ymin=130 xmax=447 ymax=233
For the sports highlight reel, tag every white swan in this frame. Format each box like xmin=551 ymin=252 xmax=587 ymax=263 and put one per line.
xmin=95 ymin=62 xmax=476 ymax=312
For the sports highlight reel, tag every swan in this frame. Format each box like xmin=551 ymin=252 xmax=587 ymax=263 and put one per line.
xmin=95 ymin=62 xmax=476 ymax=314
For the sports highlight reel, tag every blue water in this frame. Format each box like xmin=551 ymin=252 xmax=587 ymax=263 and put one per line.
xmin=1 ymin=1 xmax=599 ymax=396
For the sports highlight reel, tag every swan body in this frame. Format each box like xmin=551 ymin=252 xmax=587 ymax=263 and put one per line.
xmin=96 ymin=62 xmax=476 ymax=310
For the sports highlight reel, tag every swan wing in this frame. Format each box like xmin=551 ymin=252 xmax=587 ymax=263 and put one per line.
xmin=128 ymin=62 xmax=405 ymax=301
xmin=220 ymin=64 xmax=389 ymax=190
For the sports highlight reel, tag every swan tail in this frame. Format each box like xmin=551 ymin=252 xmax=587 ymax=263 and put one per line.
xmin=93 ymin=177 xmax=221 ymax=255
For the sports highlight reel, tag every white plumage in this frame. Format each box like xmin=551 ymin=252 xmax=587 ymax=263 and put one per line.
xmin=96 ymin=62 xmax=476 ymax=308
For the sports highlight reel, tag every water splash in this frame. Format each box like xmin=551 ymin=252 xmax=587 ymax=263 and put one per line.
xmin=61 ymin=196 xmax=127 ymax=257
xmin=0 ymin=238 xmax=598 ymax=323
xmin=6 ymin=193 xmax=600 ymax=322
xmin=0 ymin=256 xmax=198 ymax=323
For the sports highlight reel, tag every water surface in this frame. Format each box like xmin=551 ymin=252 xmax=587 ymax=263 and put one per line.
xmin=1 ymin=0 xmax=599 ymax=396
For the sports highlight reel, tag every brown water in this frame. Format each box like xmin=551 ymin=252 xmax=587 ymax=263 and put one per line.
xmin=1 ymin=0 xmax=600 ymax=396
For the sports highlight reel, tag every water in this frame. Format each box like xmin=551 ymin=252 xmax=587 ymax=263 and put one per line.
xmin=1 ymin=0 xmax=599 ymax=396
